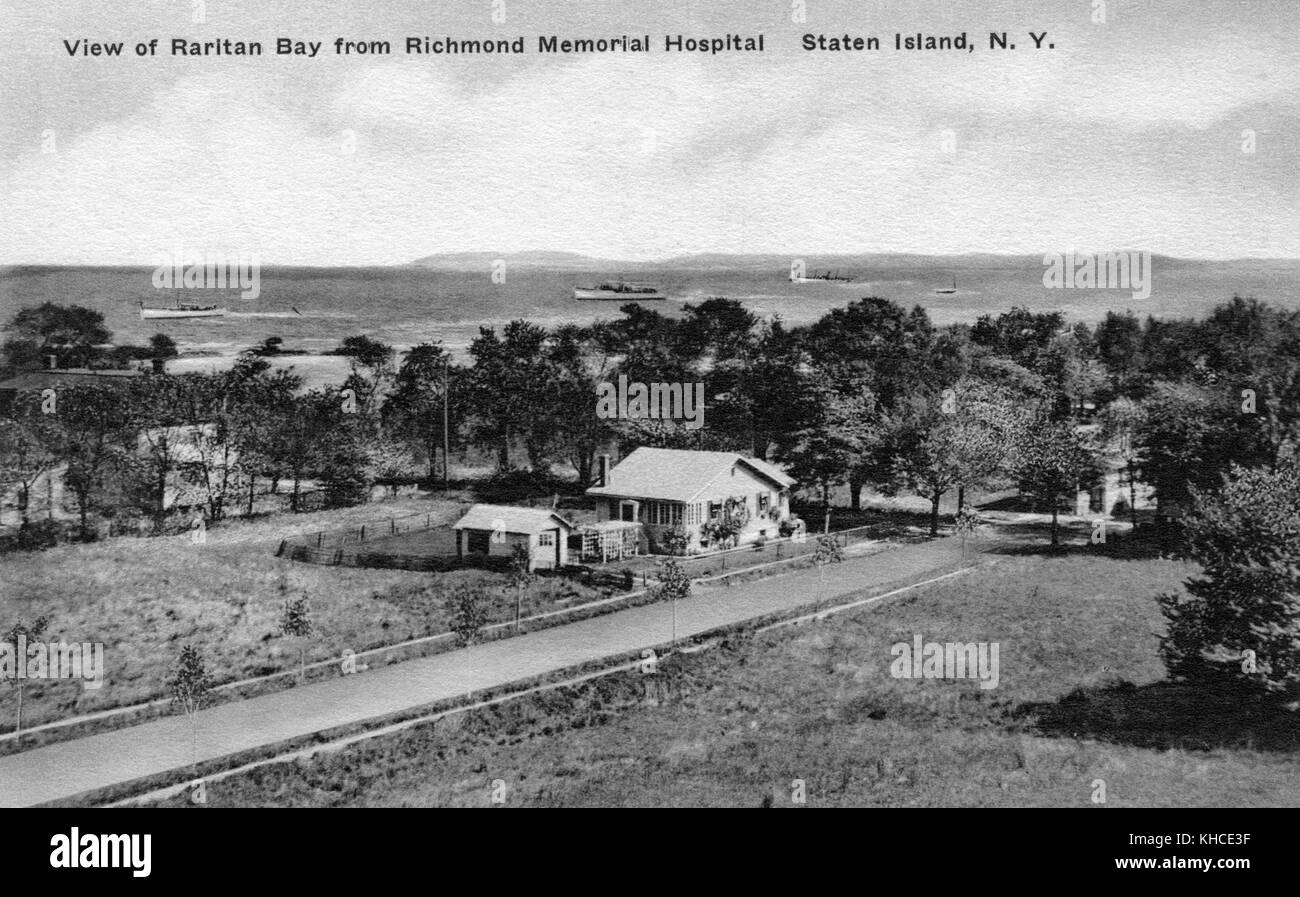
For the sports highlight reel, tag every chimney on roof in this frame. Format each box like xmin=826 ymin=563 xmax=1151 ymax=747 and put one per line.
xmin=597 ymin=454 xmax=611 ymax=487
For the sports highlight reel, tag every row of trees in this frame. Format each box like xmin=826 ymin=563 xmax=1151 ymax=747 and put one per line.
xmin=3 ymin=294 xmax=1297 ymax=545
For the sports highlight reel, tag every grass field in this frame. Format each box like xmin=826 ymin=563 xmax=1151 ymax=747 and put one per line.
xmin=145 ymin=548 xmax=1300 ymax=808
xmin=0 ymin=494 xmax=606 ymax=734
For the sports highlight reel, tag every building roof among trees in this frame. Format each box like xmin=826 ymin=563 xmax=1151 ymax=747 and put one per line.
xmin=587 ymin=447 xmax=796 ymax=503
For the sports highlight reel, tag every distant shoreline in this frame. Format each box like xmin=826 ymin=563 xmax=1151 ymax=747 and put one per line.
xmin=4 ymin=253 xmax=1300 ymax=274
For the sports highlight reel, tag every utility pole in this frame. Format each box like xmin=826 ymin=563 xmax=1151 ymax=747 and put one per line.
xmin=442 ymin=356 xmax=450 ymax=492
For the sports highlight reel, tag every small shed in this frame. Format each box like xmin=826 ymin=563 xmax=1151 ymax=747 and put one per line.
xmin=452 ymin=504 xmax=573 ymax=571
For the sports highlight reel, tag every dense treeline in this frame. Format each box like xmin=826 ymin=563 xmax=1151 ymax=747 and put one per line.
xmin=1 ymin=294 xmax=1297 ymax=545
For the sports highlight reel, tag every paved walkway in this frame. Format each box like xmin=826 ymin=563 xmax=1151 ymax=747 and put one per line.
xmin=0 ymin=535 xmax=971 ymax=807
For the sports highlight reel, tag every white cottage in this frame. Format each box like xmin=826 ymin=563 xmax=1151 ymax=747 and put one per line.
xmin=586 ymin=448 xmax=797 ymax=554
xmin=453 ymin=504 xmax=573 ymax=571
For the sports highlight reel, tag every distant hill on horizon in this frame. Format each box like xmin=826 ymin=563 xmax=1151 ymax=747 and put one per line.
xmin=409 ymin=250 xmax=1298 ymax=272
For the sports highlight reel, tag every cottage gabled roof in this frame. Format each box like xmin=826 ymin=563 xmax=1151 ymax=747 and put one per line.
xmin=586 ymin=447 xmax=796 ymax=503
xmin=453 ymin=504 xmax=572 ymax=534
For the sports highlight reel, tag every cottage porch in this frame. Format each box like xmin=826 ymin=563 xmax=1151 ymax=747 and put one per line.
xmin=574 ymin=520 xmax=642 ymax=563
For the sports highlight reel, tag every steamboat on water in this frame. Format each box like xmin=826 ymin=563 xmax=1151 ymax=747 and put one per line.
xmin=790 ymin=269 xmax=853 ymax=283
xmin=573 ymin=279 xmax=667 ymax=300
xmin=138 ymin=299 xmax=228 ymax=319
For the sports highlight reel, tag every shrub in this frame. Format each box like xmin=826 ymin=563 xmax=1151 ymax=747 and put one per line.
xmin=474 ymin=468 xmax=570 ymax=504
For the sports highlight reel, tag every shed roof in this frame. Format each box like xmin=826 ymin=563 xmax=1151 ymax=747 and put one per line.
xmin=453 ymin=504 xmax=573 ymax=534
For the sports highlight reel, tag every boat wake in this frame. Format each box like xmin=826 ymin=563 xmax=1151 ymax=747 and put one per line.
xmin=227 ymin=311 xmax=354 ymax=319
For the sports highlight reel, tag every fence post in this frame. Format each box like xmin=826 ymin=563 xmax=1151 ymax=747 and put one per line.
xmin=317 ymin=532 xmax=322 ymax=548
xmin=360 ymin=525 xmax=366 ymax=541
xmin=391 ymin=518 xmax=396 ymax=534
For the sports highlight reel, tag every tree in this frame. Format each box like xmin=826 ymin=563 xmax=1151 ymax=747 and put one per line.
xmin=382 ymin=342 xmax=457 ymax=482
xmin=677 ymin=297 xmax=758 ymax=364
xmin=3 ymin=303 xmax=111 ymax=371
xmin=467 ymin=322 xmax=553 ymax=470
xmin=779 ymin=381 xmax=876 ymax=533
xmin=970 ymin=306 xmax=1065 ymax=372
xmin=336 ymin=335 xmax=396 ymax=421
xmin=656 ymin=556 xmax=692 ymax=646
xmin=508 ymin=542 xmax=536 ymax=634
xmin=0 ymin=409 xmax=58 ymax=528
xmin=270 ymin=391 xmax=335 ymax=512
xmin=169 ymin=644 xmax=212 ymax=765
xmin=148 ymin=333 xmax=179 ymax=361
xmin=3 ymin=615 xmax=50 ymax=733
xmin=1199 ymin=297 xmax=1300 ymax=464
xmin=742 ymin=319 xmax=816 ymax=459
xmin=278 ymin=594 xmax=314 ymax=683
xmin=1012 ymin=417 xmax=1093 ymax=546
xmin=1094 ymin=309 xmax=1146 ymax=395
xmin=226 ymin=361 xmax=302 ymax=515
xmin=1133 ymin=382 xmax=1265 ymax=531
xmin=448 ymin=585 xmax=490 ymax=646
xmin=172 ymin=374 xmax=240 ymax=523
xmin=1040 ymin=330 xmax=1107 ymax=419
xmin=123 ymin=374 xmax=194 ymax=528
xmin=889 ymin=396 xmax=967 ymax=538
xmin=805 ymin=298 xmax=937 ymax=410
xmin=364 ymin=438 xmax=420 ymax=497
xmin=46 ymin=383 xmax=134 ymax=537
xmin=544 ymin=325 xmax=615 ymax=484
xmin=1157 ymin=459 xmax=1300 ymax=699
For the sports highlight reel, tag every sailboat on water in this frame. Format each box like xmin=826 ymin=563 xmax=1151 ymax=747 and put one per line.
xmin=934 ymin=274 xmax=957 ymax=295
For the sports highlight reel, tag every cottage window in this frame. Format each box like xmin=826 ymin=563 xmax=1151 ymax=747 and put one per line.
xmin=758 ymin=493 xmax=770 ymax=513
xmin=538 ymin=531 xmax=555 ymax=547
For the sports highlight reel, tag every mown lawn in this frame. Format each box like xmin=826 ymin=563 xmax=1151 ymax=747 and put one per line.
xmin=0 ymin=495 xmax=604 ymax=733
xmin=150 ymin=550 xmax=1300 ymax=807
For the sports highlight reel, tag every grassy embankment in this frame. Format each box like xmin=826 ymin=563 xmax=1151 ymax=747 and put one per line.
xmin=0 ymin=494 xmax=606 ymax=736
xmin=147 ymin=548 xmax=1300 ymax=807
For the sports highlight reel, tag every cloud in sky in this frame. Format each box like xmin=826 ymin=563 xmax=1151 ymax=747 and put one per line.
xmin=1 ymin=0 xmax=1297 ymax=263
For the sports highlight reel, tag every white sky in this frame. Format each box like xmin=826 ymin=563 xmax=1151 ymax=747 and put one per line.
xmin=1 ymin=0 xmax=1297 ymax=264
